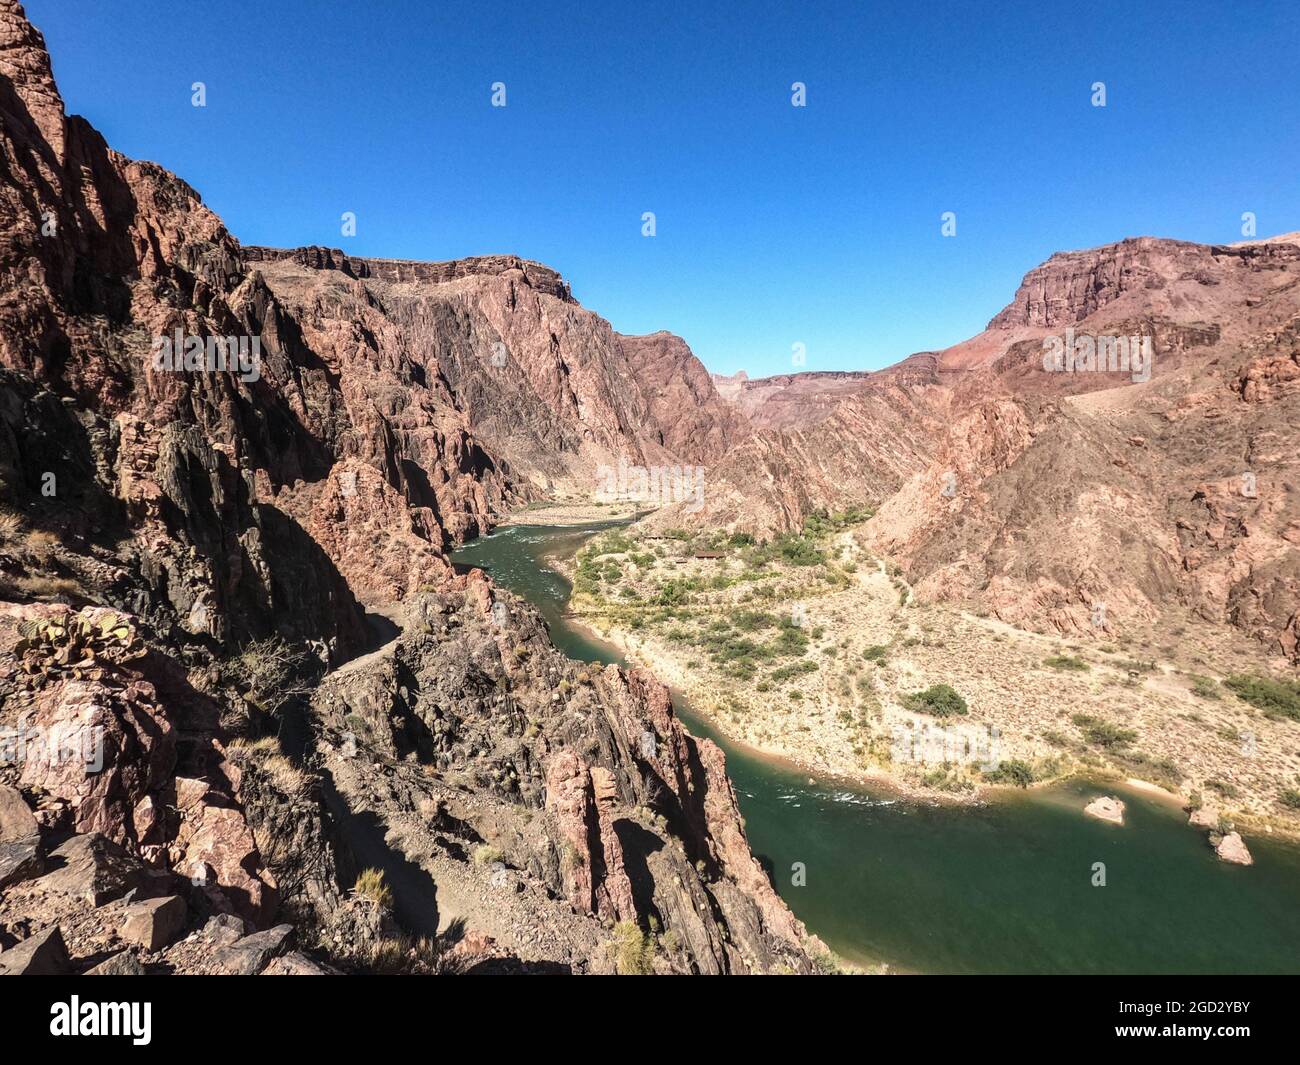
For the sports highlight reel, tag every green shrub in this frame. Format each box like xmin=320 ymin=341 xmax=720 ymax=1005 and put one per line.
xmin=774 ymin=534 xmax=825 ymax=566
xmin=731 ymin=609 xmax=777 ymax=632
xmin=862 ymin=644 xmax=889 ymax=663
xmin=1224 ymin=673 xmax=1300 ymax=720
xmin=1190 ymin=675 xmax=1221 ymax=700
xmin=773 ymin=623 xmax=810 ymax=657
xmin=656 ymin=580 xmax=692 ymax=607
xmin=984 ymin=760 xmax=1035 ymax=788
xmin=1072 ymin=713 xmax=1136 ymax=748
xmin=900 ymin=684 xmax=968 ymax=718
xmin=770 ymin=660 xmax=819 ymax=683
xmin=1044 ymin=654 xmax=1089 ymax=672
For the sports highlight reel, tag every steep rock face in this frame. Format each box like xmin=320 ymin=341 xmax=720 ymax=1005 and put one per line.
xmin=0 ymin=1 xmax=820 ymax=974
xmin=987 ymin=235 xmax=1300 ymax=332
xmin=616 ymin=331 xmax=749 ymax=460
xmin=250 ymin=249 xmax=744 ymax=500
xmin=711 ymin=369 xmax=876 ymax=430
xmin=308 ymin=574 xmax=822 ymax=973
xmin=244 ymin=245 xmax=575 ymax=301
xmin=0 ymin=0 xmax=821 ymax=967
xmin=866 ymin=242 xmax=1300 ymax=659
xmin=1 ymin=0 xmax=507 ymax=652
xmin=648 ymin=373 xmax=945 ymax=537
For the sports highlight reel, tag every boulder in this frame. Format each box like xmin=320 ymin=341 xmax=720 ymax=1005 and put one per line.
xmin=1084 ymin=796 xmax=1126 ymax=825
xmin=120 ymin=894 xmax=188 ymax=951
xmin=208 ymin=924 xmax=293 ymax=975
xmin=85 ymin=950 xmax=146 ymax=975
xmin=0 ymin=926 xmax=71 ymax=976
xmin=199 ymin=913 xmax=249 ymax=948
xmin=39 ymin=833 xmax=149 ymax=905
xmin=0 ymin=785 xmax=39 ymax=842
xmin=0 ymin=837 xmax=44 ymax=890
xmin=19 ymin=676 xmax=176 ymax=844
xmin=1214 ymin=831 xmax=1254 ymax=866
xmin=169 ymin=778 xmax=277 ymax=925
xmin=261 ymin=950 xmax=328 ymax=975
xmin=1188 ymin=806 xmax=1218 ymax=829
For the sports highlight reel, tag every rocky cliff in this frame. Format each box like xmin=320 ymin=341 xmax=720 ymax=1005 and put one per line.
xmin=0 ymin=0 xmax=820 ymax=974
xmin=247 ymin=246 xmax=744 ymax=506
xmin=658 ymin=234 xmax=1300 ymax=664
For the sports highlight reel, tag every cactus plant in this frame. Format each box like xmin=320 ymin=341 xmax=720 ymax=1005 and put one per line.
xmin=11 ymin=609 xmax=146 ymax=689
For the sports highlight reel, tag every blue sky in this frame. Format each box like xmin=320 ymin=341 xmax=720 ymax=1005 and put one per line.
xmin=26 ymin=0 xmax=1300 ymax=377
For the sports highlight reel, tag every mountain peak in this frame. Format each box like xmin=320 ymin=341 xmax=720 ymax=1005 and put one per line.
xmin=0 ymin=1 xmax=65 ymax=162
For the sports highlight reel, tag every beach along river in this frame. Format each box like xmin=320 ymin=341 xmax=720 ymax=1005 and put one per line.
xmin=453 ymin=522 xmax=1300 ymax=974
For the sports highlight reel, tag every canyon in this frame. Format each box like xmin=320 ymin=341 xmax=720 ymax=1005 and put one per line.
xmin=0 ymin=0 xmax=819 ymax=974
xmin=1 ymin=0 xmax=1298 ymax=978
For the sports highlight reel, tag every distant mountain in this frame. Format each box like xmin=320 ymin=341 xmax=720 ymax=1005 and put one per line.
xmin=660 ymin=235 xmax=1300 ymax=662
xmin=245 ymin=246 xmax=745 ymax=509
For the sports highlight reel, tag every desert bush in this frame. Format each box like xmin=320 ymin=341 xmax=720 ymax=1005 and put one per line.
xmin=1224 ymin=673 xmax=1300 ymax=720
xmin=900 ymin=684 xmax=968 ymax=718
xmin=225 ymin=636 xmax=313 ymax=715
xmin=13 ymin=575 xmax=80 ymax=600
xmin=354 ymin=868 xmax=394 ymax=909
xmin=1044 ymin=654 xmax=1089 ymax=671
xmin=1072 ymin=713 xmax=1136 ymax=749
xmin=770 ymin=659 xmax=818 ymax=683
xmin=984 ymin=760 xmax=1035 ymax=787
xmin=0 ymin=510 xmax=24 ymax=541
xmin=612 ymin=920 xmax=656 ymax=975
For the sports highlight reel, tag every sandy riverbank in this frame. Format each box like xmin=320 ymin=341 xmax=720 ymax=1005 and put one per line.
xmin=551 ymin=524 xmax=1300 ymax=837
xmin=496 ymin=501 xmax=652 ymax=527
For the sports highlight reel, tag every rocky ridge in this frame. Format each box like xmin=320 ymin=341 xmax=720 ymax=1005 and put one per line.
xmin=0 ymin=0 xmax=820 ymax=975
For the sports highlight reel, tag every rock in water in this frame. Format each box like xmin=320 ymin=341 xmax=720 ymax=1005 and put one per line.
xmin=1214 ymin=832 xmax=1254 ymax=866
xmin=1084 ymin=796 xmax=1126 ymax=825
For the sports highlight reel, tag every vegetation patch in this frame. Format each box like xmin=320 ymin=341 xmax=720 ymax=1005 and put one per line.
xmin=983 ymin=759 xmax=1035 ymax=787
xmin=1043 ymin=654 xmax=1089 ymax=672
xmin=899 ymin=683 xmax=968 ymax=718
xmin=1072 ymin=713 xmax=1137 ymax=749
xmin=1224 ymin=673 xmax=1300 ymax=720
xmin=612 ymin=920 xmax=656 ymax=975
xmin=354 ymin=868 xmax=394 ymax=909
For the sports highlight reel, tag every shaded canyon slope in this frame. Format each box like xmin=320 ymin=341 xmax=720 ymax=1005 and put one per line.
xmin=244 ymin=245 xmax=748 ymax=505
xmin=0 ymin=0 xmax=819 ymax=974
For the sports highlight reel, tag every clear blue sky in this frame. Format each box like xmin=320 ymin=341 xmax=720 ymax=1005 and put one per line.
xmin=25 ymin=0 xmax=1300 ymax=376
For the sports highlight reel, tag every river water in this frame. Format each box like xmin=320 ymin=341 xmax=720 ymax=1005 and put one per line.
xmin=453 ymin=523 xmax=1300 ymax=974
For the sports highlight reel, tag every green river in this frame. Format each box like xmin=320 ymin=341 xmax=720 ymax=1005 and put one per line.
xmin=452 ymin=522 xmax=1300 ymax=974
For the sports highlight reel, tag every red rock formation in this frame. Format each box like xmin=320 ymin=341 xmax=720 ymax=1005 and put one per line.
xmin=667 ymin=233 xmax=1300 ymax=661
